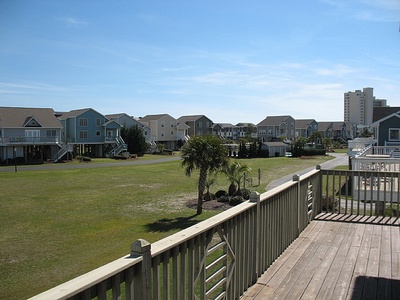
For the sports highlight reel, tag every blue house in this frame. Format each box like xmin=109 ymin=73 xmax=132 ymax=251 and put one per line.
xmin=58 ymin=108 xmax=126 ymax=158
xmin=371 ymin=112 xmax=400 ymax=147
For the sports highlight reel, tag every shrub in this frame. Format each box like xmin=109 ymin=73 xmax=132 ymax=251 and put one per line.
xmin=217 ymin=195 xmax=230 ymax=203
xmin=230 ymin=196 xmax=244 ymax=206
xmin=215 ymin=190 xmax=228 ymax=198
xmin=240 ymin=188 xmax=251 ymax=200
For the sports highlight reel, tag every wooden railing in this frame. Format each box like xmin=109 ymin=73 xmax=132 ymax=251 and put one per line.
xmin=29 ymin=166 xmax=400 ymax=299
xmin=320 ymin=169 xmax=400 ymax=218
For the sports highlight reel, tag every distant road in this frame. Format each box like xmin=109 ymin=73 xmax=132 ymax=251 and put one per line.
xmin=266 ymin=153 xmax=348 ymax=191
xmin=0 ymin=156 xmax=182 ymax=173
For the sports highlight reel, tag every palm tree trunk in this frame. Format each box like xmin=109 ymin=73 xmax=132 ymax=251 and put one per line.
xmin=197 ymin=168 xmax=207 ymax=214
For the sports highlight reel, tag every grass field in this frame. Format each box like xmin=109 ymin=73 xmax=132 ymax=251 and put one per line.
xmin=0 ymin=154 xmax=334 ymax=299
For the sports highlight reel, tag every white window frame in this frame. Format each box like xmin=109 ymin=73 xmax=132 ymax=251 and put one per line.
xmin=389 ymin=128 xmax=400 ymax=141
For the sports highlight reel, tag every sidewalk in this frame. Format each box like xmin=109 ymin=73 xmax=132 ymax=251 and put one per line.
xmin=266 ymin=153 xmax=348 ymax=190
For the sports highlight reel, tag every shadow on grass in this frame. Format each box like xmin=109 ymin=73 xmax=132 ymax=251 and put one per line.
xmin=146 ymin=214 xmax=199 ymax=232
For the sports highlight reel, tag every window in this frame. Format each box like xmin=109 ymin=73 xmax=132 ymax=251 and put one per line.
xmin=197 ymin=131 xmax=202 ymax=135
xmin=161 ymin=122 xmax=165 ymax=128
xmin=96 ymin=118 xmax=101 ymax=126
xmin=96 ymin=131 xmax=101 ymax=136
xmin=79 ymin=131 xmax=88 ymax=139
xmin=46 ymin=130 xmax=56 ymax=137
xmin=171 ymin=131 xmax=174 ymax=135
xmin=389 ymin=129 xmax=400 ymax=141
xmin=258 ymin=130 xmax=266 ymax=135
xmin=79 ymin=118 xmax=88 ymax=127
xmin=171 ymin=123 xmax=174 ymax=127
xmin=161 ymin=131 xmax=165 ymax=137
xmin=198 ymin=122 xmax=202 ymax=128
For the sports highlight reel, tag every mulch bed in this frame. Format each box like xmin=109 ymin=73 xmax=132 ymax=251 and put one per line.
xmin=186 ymin=198 xmax=233 ymax=211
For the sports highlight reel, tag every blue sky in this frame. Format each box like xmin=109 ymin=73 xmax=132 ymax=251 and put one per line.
xmin=1 ymin=0 xmax=399 ymax=124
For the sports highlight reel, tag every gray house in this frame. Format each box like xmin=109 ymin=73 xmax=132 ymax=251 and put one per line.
xmin=257 ymin=115 xmax=296 ymax=142
xmin=371 ymin=112 xmax=400 ymax=146
xmin=295 ymin=119 xmax=318 ymax=139
xmin=177 ymin=115 xmax=214 ymax=137
xmin=0 ymin=107 xmax=63 ymax=163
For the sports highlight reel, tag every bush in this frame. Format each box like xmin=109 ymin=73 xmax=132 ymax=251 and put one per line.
xmin=217 ymin=195 xmax=230 ymax=203
xmin=240 ymin=188 xmax=251 ymax=200
xmin=230 ymin=196 xmax=244 ymax=206
xmin=215 ymin=190 xmax=228 ymax=198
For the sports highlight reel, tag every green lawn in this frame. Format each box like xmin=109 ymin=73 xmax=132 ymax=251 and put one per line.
xmin=0 ymin=154 xmax=333 ymax=299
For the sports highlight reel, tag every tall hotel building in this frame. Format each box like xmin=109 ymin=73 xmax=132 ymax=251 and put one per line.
xmin=344 ymin=87 xmax=375 ymax=126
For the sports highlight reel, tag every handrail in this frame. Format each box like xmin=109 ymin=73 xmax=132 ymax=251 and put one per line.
xmin=34 ymin=167 xmax=391 ymax=300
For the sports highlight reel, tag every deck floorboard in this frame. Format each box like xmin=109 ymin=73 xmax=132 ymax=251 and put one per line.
xmin=242 ymin=215 xmax=400 ymax=300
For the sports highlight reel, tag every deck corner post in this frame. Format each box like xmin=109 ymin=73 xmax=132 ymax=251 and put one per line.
xmin=316 ymin=164 xmax=321 ymax=170
xmin=130 ymin=239 xmax=151 ymax=299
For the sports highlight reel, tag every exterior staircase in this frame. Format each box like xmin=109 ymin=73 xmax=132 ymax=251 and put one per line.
xmin=109 ymin=136 xmax=128 ymax=157
xmin=53 ymin=144 xmax=73 ymax=162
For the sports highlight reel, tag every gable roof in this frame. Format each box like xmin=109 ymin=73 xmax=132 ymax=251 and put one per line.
xmin=317 ymin=122 xmax=333 ymax=131
xmin=139 ymin=114 xmax=172 ymax=122
xmin=177 ymin=115 xmax=209 ymax=123
xmin=262 ymin=141 xmax=287 ymax=147
xmin=295 ymin=119 xmax=316 ymax=128
xmin=58 ymin=108 xmax=91 ymax=120
xmin=373 ymin=107 xmax=400 ymax=122
xmin=0 ymin=107 xmax=62 ymax=128
xmin=371 ymin=112 xmax=400 ymax=127
xmin=257 ymin=115 xmax=293 ymax=126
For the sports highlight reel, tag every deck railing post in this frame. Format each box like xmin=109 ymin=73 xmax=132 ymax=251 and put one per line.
xmin=293 ymin=174 xmax=300 ymax=235
xmin=130 ymin=239 xmax=151 ymax=300
xmin=250 ymin=191 xmax=260 ymax=283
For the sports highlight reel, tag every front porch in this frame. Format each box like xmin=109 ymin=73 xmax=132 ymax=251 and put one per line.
xmin=242 ymin=214 xmax=400 ymax=299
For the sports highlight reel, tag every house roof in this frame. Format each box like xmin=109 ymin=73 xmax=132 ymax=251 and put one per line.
xmin=295 ymin=119 xmax=316 ymax=128
xmin=139 ymin=114 xmax=172 ymax=122
xmin=177 ymin=115 xmax=210 ymax=123
xmin=0 ymin=107 xmax=62 ymax=128
xmin=105 ymin=113 xmax=126 ymax=119
xmin=213 ymin=123 xmax=236 ymax=128
xmin=262 ymin=142 xmax=287 ymax=147
xmin=257 ymin=115 xmax=293 ymax=126
xmin=317 ymin=122 xmax=333 ymax=131
xmin=57 ymin=108 xmax=92 ymax=120
xmin=371 ymin=112 xmax=400 ymax=127
xmin=236 ymin=122 xmax=255 ymax=127
xmin=373 ymin=107 xmax=400 ymax=122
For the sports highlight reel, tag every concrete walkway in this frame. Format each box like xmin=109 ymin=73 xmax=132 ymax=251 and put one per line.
xmin=266 ymin=153 xmax=348 ymax=190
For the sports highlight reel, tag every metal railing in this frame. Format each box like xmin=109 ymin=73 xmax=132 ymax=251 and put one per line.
xmin=29 ymin=167 xmax=400 ymax=299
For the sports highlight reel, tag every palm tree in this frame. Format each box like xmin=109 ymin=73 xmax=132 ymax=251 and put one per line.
xmin=222 ymin=161 xmax=251 ymax=196
xmin=181 ymin=135 xmax=228 ymax=215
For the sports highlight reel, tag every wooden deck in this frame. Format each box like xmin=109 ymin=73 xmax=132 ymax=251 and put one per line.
xmin=241 ymin=214 xmax=400 ymax=300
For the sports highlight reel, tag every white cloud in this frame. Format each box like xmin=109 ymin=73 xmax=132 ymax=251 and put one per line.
xmin=58 ymin=17 xmax=88 ymax=28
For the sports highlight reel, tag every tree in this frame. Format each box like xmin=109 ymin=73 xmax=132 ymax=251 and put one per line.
xmin=322 ymin=138 xmax=332 ymax=150
xmin=221 ymin=161 xmax=251 ymax=196
xmin=291 ymin=137 xmax=307 ymax=157
xmin=308 ymin=132 xmax=322 ymax=144
xmin=121 ymin=126 xmax=148 ymax=157
xmin=181 ymin=135 xmax=228 ymax=215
